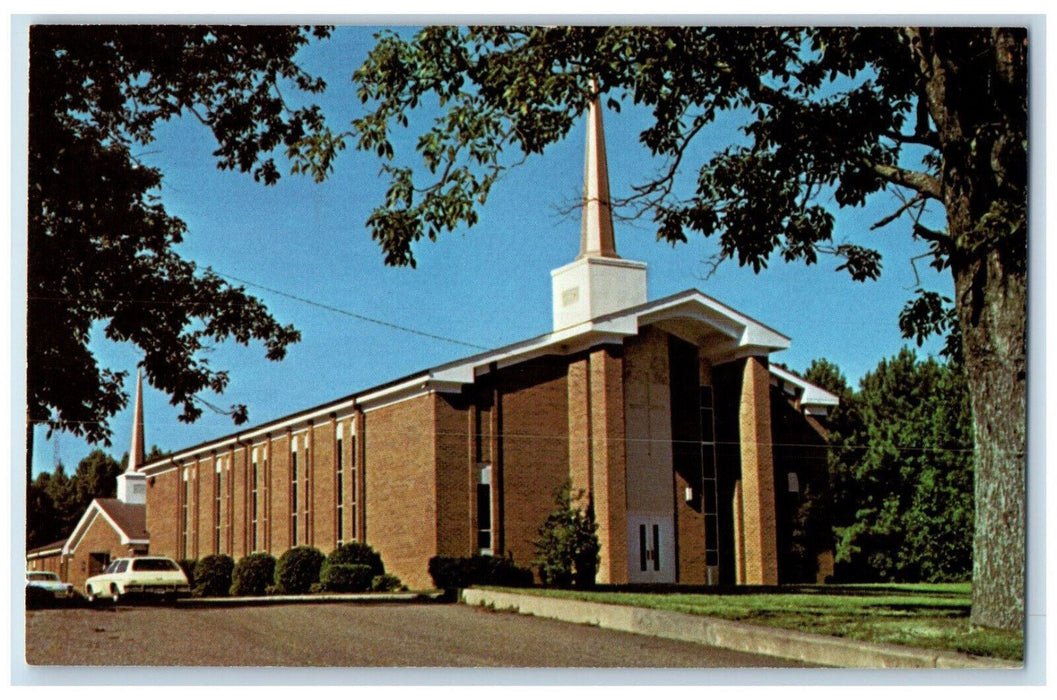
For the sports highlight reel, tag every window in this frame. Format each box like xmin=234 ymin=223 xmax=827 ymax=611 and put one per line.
xmin=336 ymin=427 xmax=344 ymax=546
xmin=787 ymin=471 xmax=800 ymax=494
xmin=131 ymin=558 xmax=180 ymax=572
xmin=214 ymin=460 xmax=223 ymax=553
xmin=350 ymin=435 xmax=357 ymax=541
xmin=700 ymin=386 xmax=720 ymax=571
xmin=251 ymin=448 xmax=259 ymax=551
xmin=290 ymin=437 xmax=299 ymax=546
xmin=477 ymin=464 xmax=493 ymax=554
xmin=181 ymin=470 xmax=190 ymax=558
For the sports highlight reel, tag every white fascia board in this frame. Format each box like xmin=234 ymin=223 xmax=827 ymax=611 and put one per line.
xmin=27 ymin=547 xmax=64 ymax=559
xmin=63 ymin=504 xmax=104 ymax=555
xmin=770 ymin=365 xmax=840 ymax=407
xmin=633 ymin=290 xmax=791 ymax=351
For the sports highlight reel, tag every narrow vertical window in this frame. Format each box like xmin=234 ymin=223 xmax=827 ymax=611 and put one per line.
xmin=214 ymin=460 xmax=223 ymax=553
xmin=251 ymin=448 xmax=259 ymax=552
xmin=477 ymin=464 xmax=493 ymax=555
xmin=181 ymin=470 xmax=189 ymax=558
xmin=700 ymin=386 xmax=720 ymax=573
xmin=350 ymin=435 xmax=357 ymax=541
xmin=291 ymin=437 xmax=299 ymax=547
xmin=336 ymin=425 xmax=344 ymax=546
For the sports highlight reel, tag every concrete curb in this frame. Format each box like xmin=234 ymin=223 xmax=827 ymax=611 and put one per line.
xmin=461 ymin=588 xmax=1020 ymax=670
xmin=176 ymin=591 xmax=445 ymax=608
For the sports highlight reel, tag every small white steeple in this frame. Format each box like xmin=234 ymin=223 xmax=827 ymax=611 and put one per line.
xmin=116 ymin=369 xmax=147 ymax=505
xmin=552 ymin=83 xmax=647 ymax=331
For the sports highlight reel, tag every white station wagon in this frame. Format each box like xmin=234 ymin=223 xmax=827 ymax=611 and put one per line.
xmin=84 ymin=557 xmax=190 ymax=603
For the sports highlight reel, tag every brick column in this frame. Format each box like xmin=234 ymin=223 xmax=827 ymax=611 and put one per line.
xmin=738 ymin=356 xmax=778 ymax=585
xmin=589 ymin=346 xmax=629 ymax=584
xmin=567 ymin=356 xmax=592 ymax=497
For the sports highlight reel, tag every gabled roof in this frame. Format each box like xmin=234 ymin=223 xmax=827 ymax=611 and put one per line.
xmin=62 ymin=498 xmax=148 ymax=555
xmin=27 ymin=538 xmax=68 ymax=558
xmin=142 ymin=287 xmax=792 ymax=475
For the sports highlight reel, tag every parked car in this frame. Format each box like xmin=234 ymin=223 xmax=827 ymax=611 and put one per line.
xmin=26 ymin=571 xmax=75 ymax=603
xmin=84 ymin=557 xmax=190 ymax=604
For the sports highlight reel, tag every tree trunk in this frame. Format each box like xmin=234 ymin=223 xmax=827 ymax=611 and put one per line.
xmin=922 ymin=27 xmax=1028 ymax=631
xmin=952 ymin=245 xmax=1026 ymax=631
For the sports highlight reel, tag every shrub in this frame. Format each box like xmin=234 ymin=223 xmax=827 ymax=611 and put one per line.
xmin=264 ymin=583 xmax=283 ymax=596
xmin=274 ymin=546 xmax=325 ymax=594
xmin=178 ymin=558 xmax=198 ymax=588
xmin=325 ymin=542 xmax=385 ymax=578
xmin=230 ymin=552 xmax=277 ymax=596
xmin=193 ymin=554 xmax=235 ymax=597
xmin=428 ymin=555 xmax=533 ymax=590
xmin=532 ymin=482 xmax=599 ymax=588
xmin=371 ymin=573 xmax=404 ymax=592
xmin=322 ymin=563 xmax=373 ymax=592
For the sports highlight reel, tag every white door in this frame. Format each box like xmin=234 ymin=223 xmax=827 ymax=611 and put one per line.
xmin=627 ymin=515 xmax=675 ymax=583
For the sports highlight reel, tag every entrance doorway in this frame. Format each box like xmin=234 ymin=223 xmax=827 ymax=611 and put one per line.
xmin=627 ymin=515 xmax=675 ymax=583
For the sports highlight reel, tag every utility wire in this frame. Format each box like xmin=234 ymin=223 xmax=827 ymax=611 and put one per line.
xmin=212 ymin=269 xmax=490 ymax=351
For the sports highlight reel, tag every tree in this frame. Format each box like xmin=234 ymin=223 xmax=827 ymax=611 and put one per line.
xmin=822 ymin=349 xmax=974 ymax=583
xmin=532 ymin=482 xmax=600 ymax=588
xmin=320 ymin=26 xmax=1026 ymax=629
xmin=28 ymin=26 xmax=333 ymax=482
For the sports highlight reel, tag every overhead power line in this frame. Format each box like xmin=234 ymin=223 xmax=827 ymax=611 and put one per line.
xmin=213 ymin=269 xmax=489 ymax=352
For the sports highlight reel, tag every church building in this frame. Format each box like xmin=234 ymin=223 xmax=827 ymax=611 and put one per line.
xmin=116 ymin=93 xmax=835 ymax=591
xmin=27 ymin=372 xmax=151 ymax=590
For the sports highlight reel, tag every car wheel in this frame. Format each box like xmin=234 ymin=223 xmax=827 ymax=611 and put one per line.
xmin=85 ymin=586 xmax=96 ymax=604
xmin=110 ymin=584 xmax=121 ymax=604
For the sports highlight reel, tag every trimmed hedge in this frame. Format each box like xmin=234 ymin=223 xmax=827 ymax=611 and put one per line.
xmin=193 ymin=554 xmax=235 ymax=597
xmin=325 ymin=542 xmax=385 ymax=578
xmin=275 ymin=546 xmax=325 ymax=594
xmin=428 ymin=555 xmax=534 ymax=590
xmin=322 ymin=563 xmax=373 ymax=593
xmin=371 ymin=573 xmax=404 ymax=592
xmin=231 ymin=553 xmax=277 ymax=596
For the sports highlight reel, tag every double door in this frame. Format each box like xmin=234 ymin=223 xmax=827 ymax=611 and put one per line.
xmin=627 ymin=515 xmax=675 ymax=583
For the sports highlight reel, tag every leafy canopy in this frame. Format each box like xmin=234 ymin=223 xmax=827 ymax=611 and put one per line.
xmin=29 ymin=25 xmax=332 ymax=446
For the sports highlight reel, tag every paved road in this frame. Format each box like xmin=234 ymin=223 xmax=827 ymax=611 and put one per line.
xmin=25 ymin=602 xmax=809 ymax=667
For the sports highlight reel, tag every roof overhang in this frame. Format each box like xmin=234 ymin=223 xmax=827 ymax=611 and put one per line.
xmin=62 ymin=500 xmax=146 ymax=554
xmin=770 ymin=364 xmax=840 ymax=412
xmin=142 ymin=288 xmax=792 ymax=474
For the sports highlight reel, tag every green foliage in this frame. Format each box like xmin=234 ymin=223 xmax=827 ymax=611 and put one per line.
xmin=274 ymin=546 xmax=326 ymax=594
xmin=325 ymin=542 xmax=385 ymax=579
xmin=230 ymin=552 xmax=277 ymax=597
xmin=321 ymin=563 xmax=374 ymax=593
xmin=27 ymin=448 xmax=156 ymax=550
xmin=428 ymin=555 xmax=534 ymax=590
xmin=824 ymin=349 xmax=974 ymax=583
xmin=532 ymin=483 xmax=600 ymax=588
xmin=28 ymin=26 xmax=331 ymax=450
xmin=193 ymin=554 xmax=235 ymax=597
xmin=371 ymin=574 xmax=405 ymax=592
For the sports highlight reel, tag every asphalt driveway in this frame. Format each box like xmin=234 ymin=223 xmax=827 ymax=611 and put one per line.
xmin=25 ymin=601 xmax=810 ymax=667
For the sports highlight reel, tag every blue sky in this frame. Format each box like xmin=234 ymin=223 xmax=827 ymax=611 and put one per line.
xmin=28 ymin=25 xmax=951 ymax=477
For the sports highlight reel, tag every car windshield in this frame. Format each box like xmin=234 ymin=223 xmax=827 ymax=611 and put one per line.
xmin=131 ymin=559 xmax=179 ymax=572
xmin=27 ymin=572 xmax=58 ymax=581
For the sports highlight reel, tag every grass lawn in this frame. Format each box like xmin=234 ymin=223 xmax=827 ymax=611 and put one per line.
xmin=485 ymin=583 xmax=1022 ymax=661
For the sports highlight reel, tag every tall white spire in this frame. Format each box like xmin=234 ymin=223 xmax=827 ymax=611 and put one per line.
xmin=116 ymin=369 xmax=147 ymax=504
xmin=579 ymin=83 xmax=619 ymax=259
xmin=551 ymin=83 xmax=647 ymax=332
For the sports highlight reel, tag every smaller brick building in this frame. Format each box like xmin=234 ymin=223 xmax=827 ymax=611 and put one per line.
xmin=135 ymin=93 xmax=839 ymax=590
xmin=27 ymin=373 xmax=151 ymax=590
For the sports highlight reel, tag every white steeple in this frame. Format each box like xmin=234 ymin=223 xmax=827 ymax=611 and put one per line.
xmin=552 ymin=83 xmax=647 ymax=331
xmin=116 ymin=369 xmax=147 ymax=505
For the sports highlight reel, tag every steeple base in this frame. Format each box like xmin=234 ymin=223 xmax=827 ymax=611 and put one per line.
xmin=552 ymin=256 xmax=647 ymax=331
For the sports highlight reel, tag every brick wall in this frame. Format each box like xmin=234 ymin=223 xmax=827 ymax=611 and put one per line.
xmin=66 ymin=511 xmax=132 ymax=590
xmin=364 ymin=394 xmax=438 ymax=590
xmin=590 ymin=345 xmax=629 ymax=584
xmin=146 ymin=468 xmax=179 ymax=559
xmin=435 ymin=393 xmax=473 ymax=559
xmin=494 ymin=356 xmax=571 ymax=572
